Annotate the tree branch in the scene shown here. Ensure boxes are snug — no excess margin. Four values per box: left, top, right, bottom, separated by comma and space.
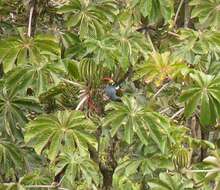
184, 0, 190, 28
147, 33, 156, 53
28, 6, 34, 37
168, 31, 181, 38
171, 108, 184, 119
2, 183, 69, 190
153, 82, 171, 99
173, 0, 184, 28
159, 107, 170, 114
26, 185, 69, 190
27, 0, 38, 37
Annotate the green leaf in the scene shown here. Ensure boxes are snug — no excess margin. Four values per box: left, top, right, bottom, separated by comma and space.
0, 139, 25, 176
3, 48, 20, 72
25, 110, 97, 160
0, 33, 60, 73
55, 150, 102, 187
104, 96, 171, 148
200, 92, 211, 126
124, 117, 134, 144
190, 0, 220, 29
184, 92, 201, 118
58, 0, 117, 38
180, 72, 220, 125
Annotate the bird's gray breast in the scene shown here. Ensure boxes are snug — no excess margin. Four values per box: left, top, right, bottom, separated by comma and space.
104, 85, 120, 100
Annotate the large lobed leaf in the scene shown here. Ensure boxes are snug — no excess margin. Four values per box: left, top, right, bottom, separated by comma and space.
0, 32, 60, 73
58, 0, 118, 38
180, 71, 220, 126
190, 0, 220, 29
131, 0, 174, 23
0, 139, 25, 176
0, 85, 41, 138
134, 52, 188, 86
55, 149, 102, 188
25, 110, 97, 160
103, 96, 171, 153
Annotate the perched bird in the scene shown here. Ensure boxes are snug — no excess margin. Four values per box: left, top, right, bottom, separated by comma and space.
102, 77, 121, 101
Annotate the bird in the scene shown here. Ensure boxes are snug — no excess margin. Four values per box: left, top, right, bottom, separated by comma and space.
102, 77, 122, 101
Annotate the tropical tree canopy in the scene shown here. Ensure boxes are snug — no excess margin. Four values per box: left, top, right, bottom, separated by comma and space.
1, 0, 220, 189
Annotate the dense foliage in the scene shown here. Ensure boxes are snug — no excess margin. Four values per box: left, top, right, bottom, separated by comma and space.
0, 0, 220, 189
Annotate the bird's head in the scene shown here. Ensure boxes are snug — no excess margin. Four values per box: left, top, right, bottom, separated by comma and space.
102, 77, 114, 84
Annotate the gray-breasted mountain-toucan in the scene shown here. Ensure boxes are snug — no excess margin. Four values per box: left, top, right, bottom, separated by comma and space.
102, 77, 122, 101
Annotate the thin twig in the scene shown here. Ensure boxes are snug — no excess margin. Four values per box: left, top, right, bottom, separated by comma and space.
2, 184, 69, 190
173, 0, 184, 28
26, 185, 69, 190
153, 82, 170, 99
159, 107, 170, 114
171, 107, 184, 119
147, 32, 156, 53
168, 31, 181, 38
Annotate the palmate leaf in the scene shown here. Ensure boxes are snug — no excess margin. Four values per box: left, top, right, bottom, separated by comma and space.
110, 26, 149, 69
113, 177, 141, 190
113, 155, 171, 190
63, 57, 105, 94
58, 0, 118, 38
134, 52, 188, 86
131, 0, 174, 23
78, 58, 104, 88
61, 32, 86, 59
202, 151, 220, 187
55, 150, 102, 188
190, 0, 220, 29
0, 30, 60, 72
19, 170, 52, 187
148, 173, 194, 190
25, 110, 97, 160
4, 60, 66, 95
83, 35, 116, 69
0, 84, 41, 138
180, 71, 220, 126
103, 96, 170, 152
0, 139, 25, 177
173, 29, 220, 64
